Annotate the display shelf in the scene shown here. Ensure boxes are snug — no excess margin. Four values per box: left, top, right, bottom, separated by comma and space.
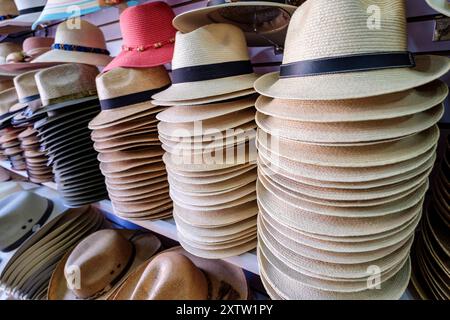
0, 161, 260, 275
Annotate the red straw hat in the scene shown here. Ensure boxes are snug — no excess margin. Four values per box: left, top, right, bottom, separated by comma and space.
103, 1, 176, 72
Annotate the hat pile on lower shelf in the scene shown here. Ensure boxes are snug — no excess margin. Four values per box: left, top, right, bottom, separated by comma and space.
152, 23, 259, 259
411, 134, 450, 300
88, 67, 173, 220
32, 64, 108, 207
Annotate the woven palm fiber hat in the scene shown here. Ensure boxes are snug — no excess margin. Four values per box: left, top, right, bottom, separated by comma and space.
111, 246, 248, 300
426, 0, 450, 16
0, 43, 22, 78
103, 1, 176, 72
173, 0, 298, 47
0, 206, 104, 300
0, 87, 18, 119
0, 79, 13, 91
89, 66, 171, 128
47, 229, 161, 300
32, 19, 112, 67
0, 0, 18, 22
152, 23, 259, 102
254, 0, 450, 100
0, 1, 46, 27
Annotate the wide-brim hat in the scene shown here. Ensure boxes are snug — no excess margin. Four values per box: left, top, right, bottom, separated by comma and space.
47, 230, 162, 300
110, 246, 248, 300
0, 0, 46, 30
254, 0, 450, 100
426, 0, 450, 16
173, 1, 297, 47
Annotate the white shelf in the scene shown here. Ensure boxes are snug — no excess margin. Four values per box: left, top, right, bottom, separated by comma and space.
0, 161, 260, 275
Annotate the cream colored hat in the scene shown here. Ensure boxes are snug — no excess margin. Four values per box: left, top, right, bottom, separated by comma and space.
254, 0, 450, 100
0, 87, 18, 117
152, 23, 259, 102
32, 19, 112, 67
426, 0, 450, 16
0, 79, 14, 91
0, 181, 22, 199
0, 43, 22, 65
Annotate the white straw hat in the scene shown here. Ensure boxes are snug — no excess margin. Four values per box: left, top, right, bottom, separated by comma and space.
254, 0, 450, 100
426, 0, 450, 16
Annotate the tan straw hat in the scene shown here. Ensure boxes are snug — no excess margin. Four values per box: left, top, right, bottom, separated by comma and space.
254, 0, 450, 100
152, 23, 259, 102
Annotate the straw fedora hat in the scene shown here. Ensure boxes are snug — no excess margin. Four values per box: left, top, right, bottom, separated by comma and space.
103, 2, 176, 72
173, 0, 298, 47
0, 79, 13, 91
254, 0, 450, 100
152, 23, 259, 102
0, 191, 54, 253
426, 0, 450, 16
0, 42, 22, 78
111, 246, 248, 300
89, 66, 170, 128
47, 229, 161, 300
0, 1, 46, 27
32, 19, 112, 67
0, 0, 19, 30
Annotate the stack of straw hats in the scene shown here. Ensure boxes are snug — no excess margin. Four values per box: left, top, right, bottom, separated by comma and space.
152, 23, 259, 259
0, 87, 27, 170
88, 67, 172, 220
253, 0, 450, 299
411, 134, 450, 299
0, 205, 103, 300
32, 63, 108, 207
11, 70, 53, 183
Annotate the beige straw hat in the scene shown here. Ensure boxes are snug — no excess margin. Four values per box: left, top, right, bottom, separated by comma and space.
152, 23, 259, 102
254, 0, 450, 100
426, 0, 450, 16
32, 19, 112, 67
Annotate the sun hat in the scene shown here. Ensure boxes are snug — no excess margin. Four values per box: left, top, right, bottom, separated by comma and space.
254, 0, 450, 100
89, 66, 170, 128
47, 229, 161, 300
152, 23, 259, 102
32, 19, 112, 67
0, 1, 46, 31
0, 0, 19, 32
102, 2, 176, 72
426, 0, 450, 16
0, 79, 13, 91
0, 43, 22, 78
31, 0, 102, 30
111, 246, 248, 300
173, 0, 298, 48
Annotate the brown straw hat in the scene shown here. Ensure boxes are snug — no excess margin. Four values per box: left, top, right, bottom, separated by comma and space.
254, 0, 450, 100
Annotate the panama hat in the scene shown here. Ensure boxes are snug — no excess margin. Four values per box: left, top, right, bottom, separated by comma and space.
0, 0, 19, 35
152, 23, 259, 102
0, 43, 22, 78
0, 87, 18, 124
103, 2, 176, 72
0, 79, 13, 91
426, 0, 450, 16
174, 0, 298, 48
89, 67, 170, 128
32, 19, 112, 67
111, 246, 248, 300
0, 1, 46, 29
254, 0, 450, 100
47, 229, 161, 300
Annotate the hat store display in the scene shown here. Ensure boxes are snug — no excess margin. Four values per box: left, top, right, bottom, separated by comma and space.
253, 0, 450, 299
32, 63, 108, 207
411, 134, 450, 299
12, 70, 53, 183
153, 23, 259, 259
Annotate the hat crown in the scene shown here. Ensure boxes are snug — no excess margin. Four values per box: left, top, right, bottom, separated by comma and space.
125, 252, 209, 300
0, 0, 18, 15
14, 70, 39, 100
96, 66, 170, 100
35, 63, 99, 105
0, 87, 18, 115
172, 23, 250, 70
54, 19, 107, 50
22, 37, 54, 53
283, 0, 407, 64
0, 43, 22, 63
14, 0, 46, 11
0, 191, 47, 251
120, 1, 176, 47
65, 230, 133, 299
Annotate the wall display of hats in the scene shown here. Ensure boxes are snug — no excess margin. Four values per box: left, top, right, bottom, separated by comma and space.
253, 0, 450, 299
153, 23, 259, 260
411, 133, 450, 300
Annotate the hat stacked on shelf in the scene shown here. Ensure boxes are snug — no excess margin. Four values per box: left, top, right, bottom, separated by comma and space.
152, 23, 259, 259
12, 70, 53, 183
0, 1, 47, 34
0, 205, 104, 300
253, 0, 450, 299
88, 67, 172, 221
32, 63, 108, 207
0, 87, 27, 170
411, 134, 450, 300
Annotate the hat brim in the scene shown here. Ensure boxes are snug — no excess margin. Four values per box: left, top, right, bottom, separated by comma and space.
0, 62, 60, 74
153, 73, 259, 102
426, 0, 450, 16
254, 55, 450, 100
0, 12, 41, 27
32, 96, 99, 117
32, 49, 112, 67
172, 2, 297, 47
103, 45, 174, 73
